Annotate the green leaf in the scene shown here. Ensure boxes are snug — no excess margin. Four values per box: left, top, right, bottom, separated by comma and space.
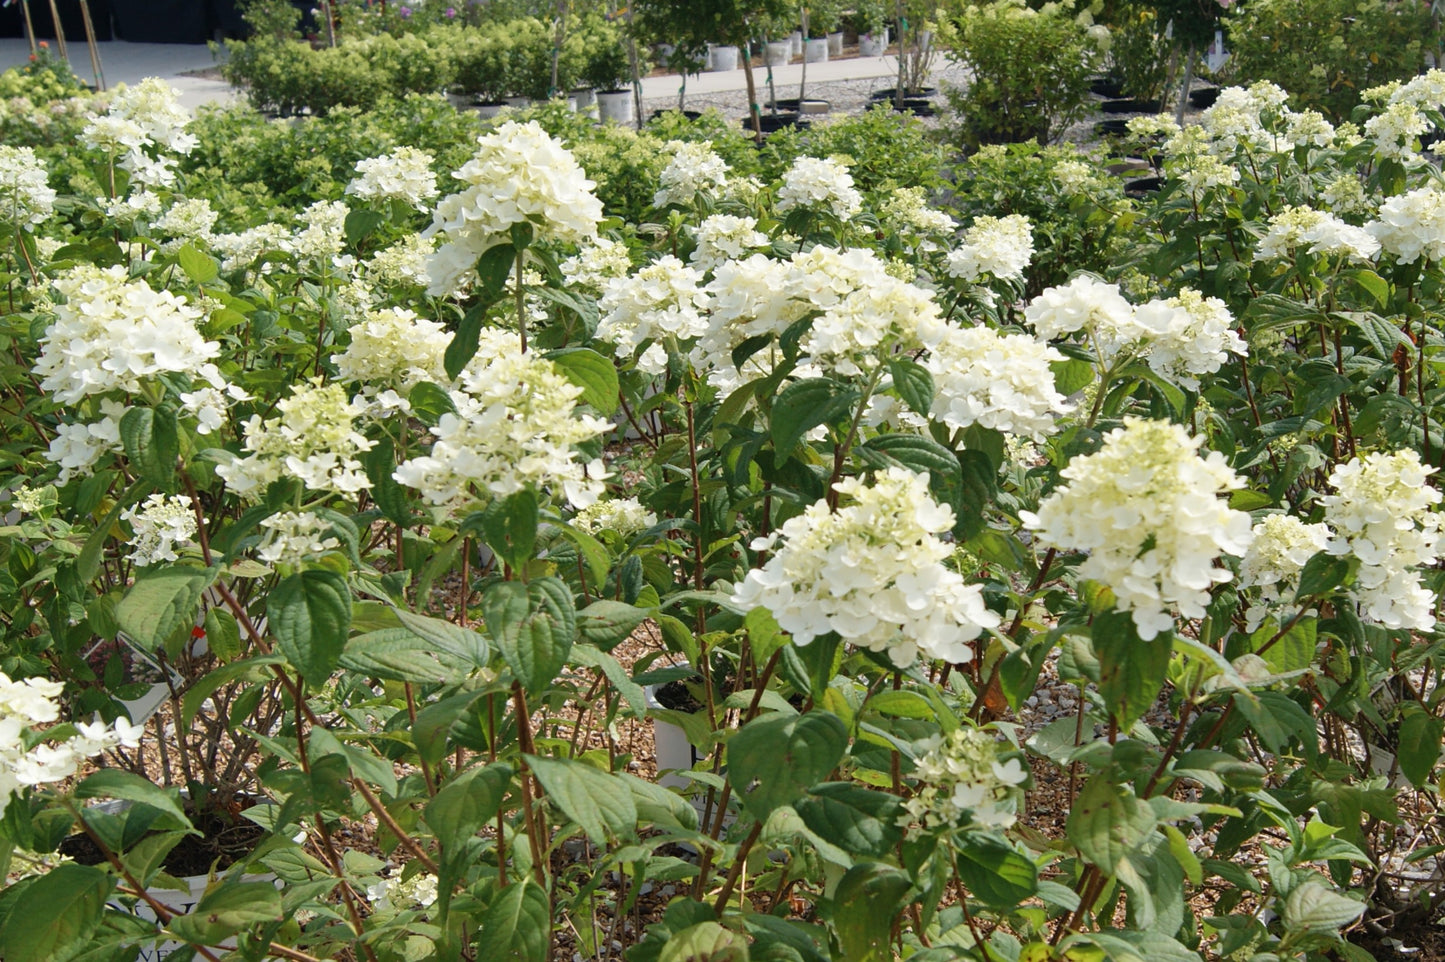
857, 433, 968, 523
116, 566, 216, 651
887, 357, 934, 416
954, 832, 1039, 907
795, 782, 903, 858
408, 381, 457, 423
120, 405, 180, 489
203, 607, 243, 662
525, 755, 638, 843
955, 449, 997, 540
445, 299, 499, 381
74, 771, 193, 829
660, 921, 750, 962
558, 522, 610, 585
577, 600, 649, 652
727, 711, 848, 820
176, 242, 219, 284
484, 577, 575, 690
363, 436, 413, 527
1258, 616, 1316, 675
474, 879, 549, 962
1050, 357, 1095, 396
340, 628, 462, 683
771, 378, 859, 458
1295, 551, 1352, 600
548, 347, 620, 416
1396, 709, 1444, 789
1066, 776, 1156, 872
0, 862, 113, 962
866, 690, 934, 719
1093, 610, 1169, 730
268, 569, 352, 686
570, 644, 647, 717
474, 489, 539, 571
393, 608, 489, 667
832, 862, 912, 962
167, 881, 284, 946
343, 209, 385, 248
1282, 880, 1364, 933
425, 764, 514, 847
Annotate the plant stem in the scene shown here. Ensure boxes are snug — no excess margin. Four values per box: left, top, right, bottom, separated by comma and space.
511, 681, 549, 886
711, 820, 763, 913
515, 247, 528, 353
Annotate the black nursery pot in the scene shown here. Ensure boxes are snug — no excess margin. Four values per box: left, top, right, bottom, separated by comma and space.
870, 86, 938, 101
1189, 86, 1221, 109
651, 109, 703, 122
1125, 176, 1164, 196
1090, 76, 1126, 98
1101, 98, 1163, 114
1094, 119, 1131, 138
742, 112, 806, 133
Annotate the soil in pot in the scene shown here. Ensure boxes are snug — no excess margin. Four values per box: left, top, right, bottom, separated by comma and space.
1090, 76, 1126, 98
61, 797, 267, 876
743, 112, 806, 133
1189, 86, 1220, 109
654, 675, 706, 713
1100, 97, 1163, 114
892, 98, 935, 116
1094, 119, 1131, 138
1125, 176, 1164, 196
871, 86, 938, 101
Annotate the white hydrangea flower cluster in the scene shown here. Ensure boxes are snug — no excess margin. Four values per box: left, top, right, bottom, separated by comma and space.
732, 467, 1001, 668
34, 264, 224, 406
394, 351, 611, 511
256, 511, 343, 568
120, 494, 199, 566
367, 873, 439, 913
1367, 186, 1445, 264
1022, 418, 1254, 639
1052, 159, 1106, 196
1023, 274, 1135, 344
1388, 69, 1445, 110
212, 222, 292, 273
101, 77, 197, 156
332, 307, 450, 392
694, 253, 811, 389
1284, 108, 1336, 148
290, 200, 349, 267
878, 186, 958, 239
1168, 152, 1241, 195
572, 497, 658, 538
362, 233, 435, 290
560, 236, 632, 293
1132, 289, 1248, 391
775, 156, 862, 220
177, 382, 251, 436
1256, 205, 1381, 263
922, 323, 1071, 440
653, 140, 730, 208
689, 214, 768, 274
346, 146, 439, 210
1238, 514, 1332, 631
0, 672, 144, 817
1321, 450, 1443, 631
45, 401, 125, 483
597, 255, 709, 374
0, 145, 56, 231
945, 214, 1034, 284
798, 250, 939, 378
1321, 175, 1374, 218
900, 727, 1027, 834
1363, 102, 1429, 163
425, 120, 603, 297
217, 380, 374, 501
1196, 85, 1275, 153
152, 197, 219, 254
80, 78, 194, 216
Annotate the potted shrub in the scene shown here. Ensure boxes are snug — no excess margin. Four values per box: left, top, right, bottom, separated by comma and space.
579, 15, 643, 123
1104, 2, 1172, 108
855, 0, 891, 55
937, 0, 1105, 150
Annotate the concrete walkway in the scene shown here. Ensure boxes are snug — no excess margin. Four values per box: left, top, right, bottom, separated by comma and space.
0, 36, 910, 111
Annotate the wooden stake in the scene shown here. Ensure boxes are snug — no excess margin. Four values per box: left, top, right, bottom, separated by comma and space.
44, 0, 67, 62
19, 0, 37, 57
78, 0, 105, 91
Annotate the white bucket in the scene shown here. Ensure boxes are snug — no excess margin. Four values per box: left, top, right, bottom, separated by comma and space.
709, 44, 740, 71
764, 41, 791, 66
859, 30, 889, 57
596, 89, 634, 124
804, 38, 829, 63
827, 32, 844, 57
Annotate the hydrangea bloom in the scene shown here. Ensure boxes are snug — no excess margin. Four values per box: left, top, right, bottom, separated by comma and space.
597, 256, 709, 374
346, 146, 439, 210
332, 307, 451, 392
291, 200, 349, 267
178, 383, 251, 435
1023, 274, 1135, 345
1022, 418, 1254, 639
425, 121, 603, 297
560, 236, 632, 293
1321, 450, 1443, 630
732, 467, 1001, 667
1367, 186, 1445, 264
1256, 205, 1381, 263
1388, 69, 1445, 111
367, 873, 440, 912
0, 672, 143, 816
362, 233, 436, 291
0, 145, 56, 231
217, 380, 374, 501
922, 323, 1071, 440
1239, 514, 1332, 631
689, 214, 768, 274
1132, 289, 1247, 391
901, 728, 1026, 833
775, 156, 862, 220
695, 254, 811, 387
653, 140, 730, 208
1168, 152, 1241, 195
257, 511, 344, 568
152, 197, 219, 254
878, 187, 958, 239
1363, 102, 1429, 163
34, 265, 224, 405
394, 350, 611, 511
945, 214, 1034, 283
804, 271, 938, 377
572, 497, 657, 538
121, 494, 198, 566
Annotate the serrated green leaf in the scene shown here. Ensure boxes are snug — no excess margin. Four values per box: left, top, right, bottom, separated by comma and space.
1067, 777, 1156, 871
887, 357, 934, 416
176, 242, 219, 284
954, 832, 1039, 907
833, 862, 912, 962
120, 405, 180, 489
269, 569, 351, 686
116, 566, 216, 651
772, 378, 859, 458
1397, 709, 1444, 789
425, 763, 514, 847
1050, 357, 1095, 396
526, 755, 637, 843
167, 881, 283, 946
577, 600, 648, 652
343, 209, 385, 248
75, 770, 193, 828
1295, 551, 1351, 600
795, 782, 903, 858
203, 607, 243, 662
548, 347, 620, 416
1282, 880, 1364, 933
483, 577, 575, 690
474, 879, 549, 962
0, 863, 113, 962
727, 712, 848, 819
1093, 610, 1169, 730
